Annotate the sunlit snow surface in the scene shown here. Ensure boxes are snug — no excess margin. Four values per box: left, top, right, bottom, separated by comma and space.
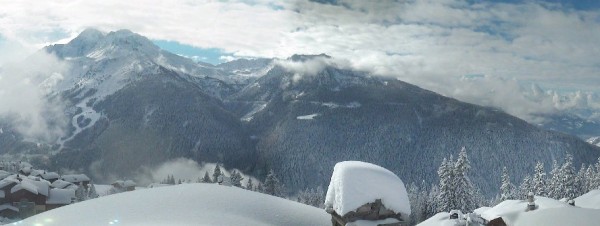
324, 161, 411, 216
418, 194, 600, 226
20, 183, 329, 226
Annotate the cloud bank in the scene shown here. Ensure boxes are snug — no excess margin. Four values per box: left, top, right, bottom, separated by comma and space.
1, 0, 599, 122
0, 47, 69, 142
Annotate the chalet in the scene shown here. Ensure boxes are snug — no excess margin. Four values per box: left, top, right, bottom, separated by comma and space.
0, 204, 18, 218
60, 174, 91, 187
30, 170, 60, 183
324, 161, 411, 226
45, 189, 75, 211
0, 175, 50, 218
112, 180, 136, 191
51, 179, 78, 190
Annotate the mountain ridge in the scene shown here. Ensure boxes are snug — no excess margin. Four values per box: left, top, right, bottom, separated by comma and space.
1, 29, 599, 196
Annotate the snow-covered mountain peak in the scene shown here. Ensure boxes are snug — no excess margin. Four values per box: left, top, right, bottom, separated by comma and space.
288, 53, 331, 62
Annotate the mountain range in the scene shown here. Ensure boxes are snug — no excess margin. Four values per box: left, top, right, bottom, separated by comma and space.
1, 29, 599, 196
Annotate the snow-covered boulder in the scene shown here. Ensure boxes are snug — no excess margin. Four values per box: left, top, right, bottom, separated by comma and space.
324, 161, 410, 225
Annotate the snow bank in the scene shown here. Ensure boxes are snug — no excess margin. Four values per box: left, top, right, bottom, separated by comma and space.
513, 207, 600, 226
324, 161, 410, 216
575, 189, 600, 209
481, 196, 570, 223
21, 183, 329, 226
416, 212, 462, 226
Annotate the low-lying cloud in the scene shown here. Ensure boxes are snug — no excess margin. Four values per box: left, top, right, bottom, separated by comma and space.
0, 47, 69, 142
134, 158, 257, 186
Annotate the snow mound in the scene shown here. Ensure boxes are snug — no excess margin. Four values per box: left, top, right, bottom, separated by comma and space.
575, 189, 600, 209
324, 161, 410, 216
21, 183, 329, 226
480, 196, 570, 223
416, 212, 461, 226
513, 207, 600, 226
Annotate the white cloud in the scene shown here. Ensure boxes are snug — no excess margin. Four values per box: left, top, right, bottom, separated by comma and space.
0, 47, 69, 142
133, 158, 258, 186
1, 0, 600, 122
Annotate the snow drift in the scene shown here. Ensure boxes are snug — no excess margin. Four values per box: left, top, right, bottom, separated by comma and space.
20, 183, 329, 226
324, 161, 411, 216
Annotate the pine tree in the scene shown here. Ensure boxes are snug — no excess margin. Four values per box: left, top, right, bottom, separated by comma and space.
453, 147, 477, 212
263, 169, 284, 197
585, 165, 596, 191
500, 167, 516, 201
256, 182, 264, 193
532, 161, 547, 197
75, 183, 87, 202
559, 153, 577, 199
87, 183, 99, 199
576, 164, 587, 196
230, 170, 244, 187
213, 164, 222, 183
201, 171, 212, 183
246, 178, 254, 190
548, 159, 561, 199
436, 156, 454, 212
519, 175, 533, 199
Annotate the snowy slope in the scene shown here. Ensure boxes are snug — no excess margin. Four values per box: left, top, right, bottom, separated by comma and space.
418, 196, 600, 226
575, 189, 600, 209
586, 136, 600, 147
21, 183, 329, 226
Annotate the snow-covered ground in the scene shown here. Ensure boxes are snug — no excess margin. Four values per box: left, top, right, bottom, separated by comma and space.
575, 189, 600, 209
418, 194, 600, 226
19, 183, 329, 226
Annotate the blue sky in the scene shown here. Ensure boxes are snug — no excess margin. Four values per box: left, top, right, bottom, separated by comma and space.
153, 40, 233, 65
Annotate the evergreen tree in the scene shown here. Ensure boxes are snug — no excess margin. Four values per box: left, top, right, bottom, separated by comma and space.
532, 161, 547, 196
246, 178, 254, 190
230, 170, 244, 187
256, 182, 264, 193
576, 164, 587, 196
213, 164, 222, 183
297, 186, 325, 208
200, 171, 211, 183
453, 147, 476, 212
75, 183, 87, 202
500, 167, 516, 201
519, 175, 533, 199
548, 159, 561, 199
559, 153, 577, 199
436, 156, 455, 212
87, 183, 99, 199
585, 165, 596, 191
263, 169, 284, 197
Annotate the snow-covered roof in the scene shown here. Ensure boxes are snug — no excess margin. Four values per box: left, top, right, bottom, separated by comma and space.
480, 196, 570, 222
30, 170, 60, 180
61, 174, 90, 183
0, 170, 12, 180
575, 189, 600, 209
46, 189, 75, 205
513, 207, 600, 226
324, 161, 411, 217
51, 179, 75, 189
11, 181, 39, 195
147, 183, 171, 188
112, 180, 136, 188
0, 204, 18, 212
